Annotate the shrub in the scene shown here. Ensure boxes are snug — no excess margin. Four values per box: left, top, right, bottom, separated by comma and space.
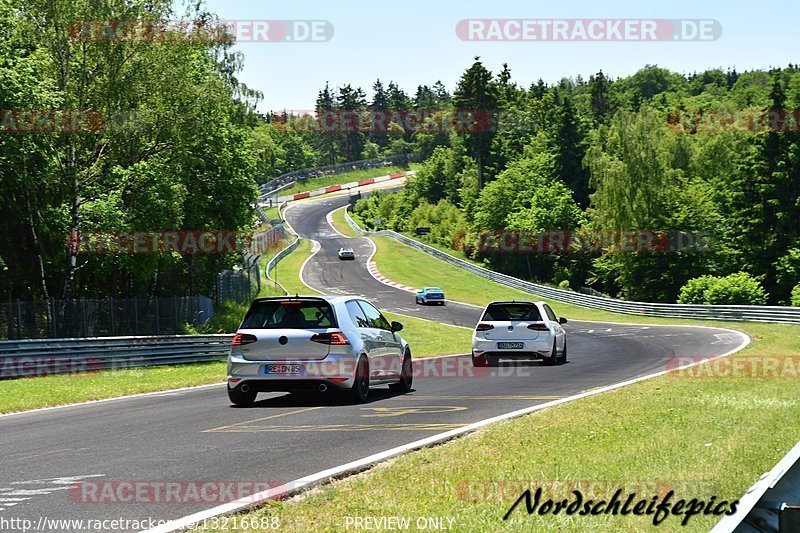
677, 275, 715, 304
678, 272, 767, 305
791, 283, 800, 307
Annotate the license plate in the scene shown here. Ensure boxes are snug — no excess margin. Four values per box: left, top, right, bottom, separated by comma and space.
497, 342, 524, 349
265, 364, 302, 374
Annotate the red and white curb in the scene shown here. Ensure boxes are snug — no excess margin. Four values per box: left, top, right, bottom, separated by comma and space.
272, 171, 412, 204
367, 261, 418, 293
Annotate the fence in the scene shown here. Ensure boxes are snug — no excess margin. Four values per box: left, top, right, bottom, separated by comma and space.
345, 209, 800, 325
0, 334, 233, 379
258, 153, 419, 198
216, 254, 261, 304
0, 295, 215, 340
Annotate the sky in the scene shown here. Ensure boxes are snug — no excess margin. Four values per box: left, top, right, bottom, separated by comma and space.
199, 0, 799, 111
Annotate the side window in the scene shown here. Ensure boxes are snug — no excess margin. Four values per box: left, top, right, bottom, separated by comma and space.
346, 300, 370, 328
543, 304, 557, 322
358, 301, 391, 330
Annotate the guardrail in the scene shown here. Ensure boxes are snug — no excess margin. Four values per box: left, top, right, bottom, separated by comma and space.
258, 153, 418, 197
265, 236, 300, 296
0, 334, 233, 379
344, 209, 800, 325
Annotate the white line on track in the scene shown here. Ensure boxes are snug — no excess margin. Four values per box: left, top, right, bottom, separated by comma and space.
143, 330, 750, 533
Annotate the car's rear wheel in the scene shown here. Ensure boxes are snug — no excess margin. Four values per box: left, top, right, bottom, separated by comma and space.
472, 353, 489, 367
544, 340, 559, 366
228, 384, 257, 406
350, 356, 370, 403
389, 352, 413, 392
415, 297, 421, 305
560, 339, 568, 364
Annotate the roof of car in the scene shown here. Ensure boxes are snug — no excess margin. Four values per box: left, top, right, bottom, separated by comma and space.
251, 295, 357, 305
423, 286, 443, 291
484, 300, 544, 306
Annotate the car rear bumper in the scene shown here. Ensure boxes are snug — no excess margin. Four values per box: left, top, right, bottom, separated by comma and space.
227, 353, 357, 389
230, 379, 349, 392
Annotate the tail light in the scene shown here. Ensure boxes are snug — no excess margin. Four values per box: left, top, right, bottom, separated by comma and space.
475, 323, 494, 332
527, 323, 549, 331
310, 332, 350, 345
232, 333, 258, 346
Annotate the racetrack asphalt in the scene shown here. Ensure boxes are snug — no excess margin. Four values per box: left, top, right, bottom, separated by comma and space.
0, 190, 747, 531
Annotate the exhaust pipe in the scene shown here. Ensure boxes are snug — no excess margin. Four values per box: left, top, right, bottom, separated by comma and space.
240, 383, 250, 393
318, 383, 328, 393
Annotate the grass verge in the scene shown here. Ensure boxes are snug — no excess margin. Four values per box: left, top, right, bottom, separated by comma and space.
0, 362, 225, 414
199, 232, 800, 533
329, 206, 363, 239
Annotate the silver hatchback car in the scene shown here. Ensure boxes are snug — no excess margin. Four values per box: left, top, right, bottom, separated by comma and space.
227, 296, 413, 405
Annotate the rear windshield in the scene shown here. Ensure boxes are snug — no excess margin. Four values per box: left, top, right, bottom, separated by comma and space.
427, 288, 443, 293
241, 299, 337, 329
482, 303, 541, 322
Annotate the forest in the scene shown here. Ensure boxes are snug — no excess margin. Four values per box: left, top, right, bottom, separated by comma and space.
2, 0, 799, 308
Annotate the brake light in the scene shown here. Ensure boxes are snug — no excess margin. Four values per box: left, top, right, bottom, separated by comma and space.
527, 323, 549, 331
310, 332, 350, 345
476, 323, 494, 332
232, 333, 257, 346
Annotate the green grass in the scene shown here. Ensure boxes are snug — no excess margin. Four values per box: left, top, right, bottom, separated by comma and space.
273, 238, 319, 296
277, 165, 417, 197
384, 312, 471, 358
0, 362, 226, 414
216, 318, 799, 532
369, 235, 747, 327
202, 230, 800, 533
329, 206, 363, 239
261, 206, 280, 221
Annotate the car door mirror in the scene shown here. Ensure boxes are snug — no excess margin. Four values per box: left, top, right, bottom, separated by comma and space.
559, 317, 568, 325
390, 321, 404, 332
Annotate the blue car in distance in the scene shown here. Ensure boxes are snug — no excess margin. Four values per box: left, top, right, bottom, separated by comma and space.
416, 287, 446, 306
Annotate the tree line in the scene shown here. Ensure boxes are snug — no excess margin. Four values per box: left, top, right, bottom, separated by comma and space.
351, 58, 800, 306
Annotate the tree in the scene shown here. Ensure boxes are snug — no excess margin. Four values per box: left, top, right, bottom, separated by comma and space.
369, 79, 390, 148
552, 96, 590, 208
589, 70, 610, 123
314, 82, 338, 164
453, 57, 499, 189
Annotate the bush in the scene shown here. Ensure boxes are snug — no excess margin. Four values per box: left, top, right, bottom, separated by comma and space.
676, 276, 715, 304
678, 272, 767, 305
791, 283, 800, 307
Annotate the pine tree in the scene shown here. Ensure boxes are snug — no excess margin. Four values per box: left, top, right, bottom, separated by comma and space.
589, 70, 609, 124
314, 82, 338, 164
553, 95, 590, 207
370, 79, 390, 148
453, 57, 499, 189
336, 84, 367, 161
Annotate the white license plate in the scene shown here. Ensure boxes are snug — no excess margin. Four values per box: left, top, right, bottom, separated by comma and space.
265, 364, 302, 374
497, 342, 524, 349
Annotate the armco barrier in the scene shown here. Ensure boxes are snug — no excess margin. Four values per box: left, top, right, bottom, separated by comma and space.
0, 334, 233, 379
265, 236, 300, 296
344, 208, 800, 324
259, 170, 414, 204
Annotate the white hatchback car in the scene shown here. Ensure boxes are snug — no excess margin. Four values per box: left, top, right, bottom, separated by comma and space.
227, 296, 412, 405
338, 247, 355, 260
471, 301, 567, 367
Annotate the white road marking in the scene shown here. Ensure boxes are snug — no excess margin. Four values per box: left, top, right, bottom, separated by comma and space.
143, 330, 750, 533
